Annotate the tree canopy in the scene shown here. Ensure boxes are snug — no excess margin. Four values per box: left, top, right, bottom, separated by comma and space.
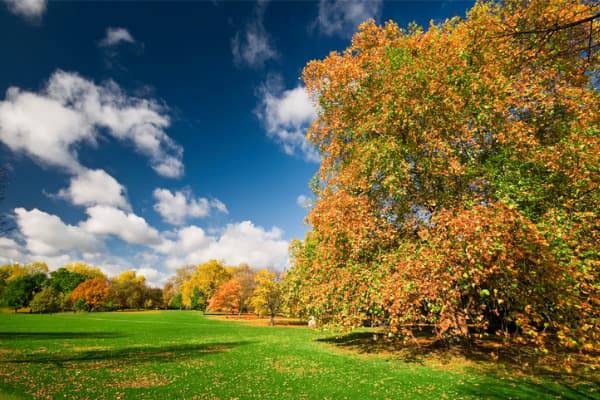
292, 0, 599, 350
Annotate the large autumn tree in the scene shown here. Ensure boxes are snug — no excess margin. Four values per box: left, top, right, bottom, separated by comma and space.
293, 0, 599, 350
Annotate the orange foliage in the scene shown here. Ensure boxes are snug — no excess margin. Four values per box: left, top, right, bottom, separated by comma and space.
291, 0, 599, 350
70, 277, 110, 311
208, 279, 242, 314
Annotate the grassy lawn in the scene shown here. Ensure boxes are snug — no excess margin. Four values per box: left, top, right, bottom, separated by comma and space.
0, 311, 597, 399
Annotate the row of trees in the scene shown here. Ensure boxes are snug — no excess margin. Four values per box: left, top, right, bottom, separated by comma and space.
0, 259, 287, 323
0, 262, 162, 313
163, 260, 284, 324
287, 0, 599, 351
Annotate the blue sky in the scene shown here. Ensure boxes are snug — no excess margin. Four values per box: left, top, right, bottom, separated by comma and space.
0, 0, 473, 286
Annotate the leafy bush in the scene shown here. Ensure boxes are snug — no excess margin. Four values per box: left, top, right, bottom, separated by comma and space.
30, 287, 63, 313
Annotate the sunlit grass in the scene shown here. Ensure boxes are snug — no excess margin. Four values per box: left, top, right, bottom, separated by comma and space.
0, 311, 596, 399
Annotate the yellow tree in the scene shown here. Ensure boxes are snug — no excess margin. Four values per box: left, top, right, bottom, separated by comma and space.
180, 260, 231, 310
110, 270, 148, 310
64, 262, 105, 280
250, 269, 282, 325
162, 266, 193, 306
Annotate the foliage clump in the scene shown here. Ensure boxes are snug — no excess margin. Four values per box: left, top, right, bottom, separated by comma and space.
291, 0, 600, 350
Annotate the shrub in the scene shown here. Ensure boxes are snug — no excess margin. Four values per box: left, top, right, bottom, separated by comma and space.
30, 287, 63, 314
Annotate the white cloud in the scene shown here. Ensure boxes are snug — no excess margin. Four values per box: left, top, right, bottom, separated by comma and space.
82, 205, 162, 246
231, 1, 277, 68
57, 169, 130, 211
315, 0, 382, 37
135, 267, 168, 287
0, 70, 183, 178
210, 198, 228, 214
0, 237, 24, 263
98, 27, 141, 69
256, 76, 319, 162
14, 208, 100, 256
0, 87, 93, 172
161, 221, 289, 271
296, 194, 314, 209
153, 188, 227, 225
99, 27, 136, 47
3, 0, 46, 21
6, 209, 288, 284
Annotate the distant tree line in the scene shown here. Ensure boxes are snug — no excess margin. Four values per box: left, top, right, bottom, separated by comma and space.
0, 260, 288, 324
0, 262, 163, 313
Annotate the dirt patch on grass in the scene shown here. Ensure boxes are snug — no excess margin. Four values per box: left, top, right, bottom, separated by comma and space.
70, 345, 110, 352
268, 356, 322, 376
112, 372, 171, 388
113, 310, 162, 314
208, 314, 306, 328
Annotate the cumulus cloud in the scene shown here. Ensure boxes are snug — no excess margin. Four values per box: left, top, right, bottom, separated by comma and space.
231, 1, 277, 68
57, 169, 130, 210
5, 205, 289, 282
81, 205, 162, 246
315, 0, 382, 37
153, 188, 228, 225
99, 27, 136, 47
296, 194, 314, 209
0, 237, 25, 263
161, 221, 289, 271
3, 0, 46, 21
14, 208, 100, 256
0, 87, 93, 172
135, 267, 168, 288
256, 75, 319, 162
0, 70, 183, 178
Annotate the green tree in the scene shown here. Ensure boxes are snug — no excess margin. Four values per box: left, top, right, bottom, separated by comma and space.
2, 272, 47, 312
190, 287, 208, 311
169, 293, 183, 310
48, 268, 86, 294
30, 287, 62, 313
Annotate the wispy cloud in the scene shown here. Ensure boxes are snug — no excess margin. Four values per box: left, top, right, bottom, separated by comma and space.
297, 194, 314, 209
98, 27, 142, 69
231, 1, 277, 68
3, 0, 46, 23
256, 74, 319, 162
314, 0, 382, 37
99, 27, 136, 47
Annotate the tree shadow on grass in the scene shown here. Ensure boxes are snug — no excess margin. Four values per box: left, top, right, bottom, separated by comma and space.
1, 341, 253, 367
318, 332, 600, 399
0, 332, 126, 340
459, 377, 600, 400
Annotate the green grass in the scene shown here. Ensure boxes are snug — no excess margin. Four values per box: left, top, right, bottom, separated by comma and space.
0, 311, 597, 399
